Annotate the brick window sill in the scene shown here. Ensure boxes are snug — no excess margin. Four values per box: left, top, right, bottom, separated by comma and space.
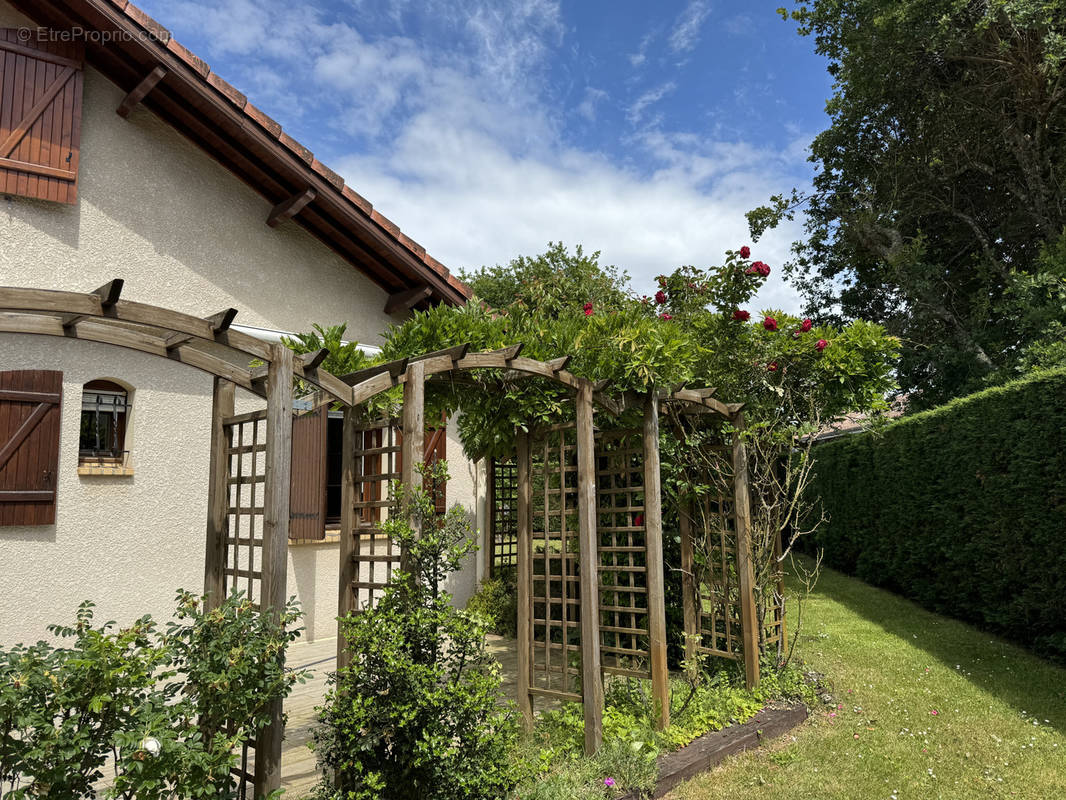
78, 463, 135, 477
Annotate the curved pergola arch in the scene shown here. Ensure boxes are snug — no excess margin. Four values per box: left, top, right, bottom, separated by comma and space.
0, 282, 354, 402
333, 342, 737, 418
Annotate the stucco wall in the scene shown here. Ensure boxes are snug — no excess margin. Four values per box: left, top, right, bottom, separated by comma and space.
0, 0, 483, 646
0, 336, 211, 645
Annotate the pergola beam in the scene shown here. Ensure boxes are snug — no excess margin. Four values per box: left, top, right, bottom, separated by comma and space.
59, 279, 123, 328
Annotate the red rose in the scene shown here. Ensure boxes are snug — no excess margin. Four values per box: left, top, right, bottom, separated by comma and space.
660, 313, 673, 320
740, 246, 751, 258
657, 276, 667, 287
756, 261, 771, 277
633, 513, 644, 527
732, 309, 750, 321
583, 302, 594, 317
800, 318, 813, 332
763, 316, 778, 332
745, 265, 758, 275
655, 290, 667, 305
816, 338, 828, 351
767, 361, 779, 372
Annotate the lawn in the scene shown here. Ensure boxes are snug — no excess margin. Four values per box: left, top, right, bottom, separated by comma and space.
668, 561, 1066, 800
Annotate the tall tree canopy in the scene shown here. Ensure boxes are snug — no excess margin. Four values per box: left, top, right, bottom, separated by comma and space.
751, 0, 1066, 407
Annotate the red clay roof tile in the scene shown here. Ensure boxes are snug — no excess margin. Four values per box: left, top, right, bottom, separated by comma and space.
370, 209, 400, 238
207, 72, 247, 109
341, 185, 372, 215
243, 102, 282, 138
123, 3, 169, 43
311, 157, 344, 190
398, 233, 425, 260
279, 131, 313, 164
167, 38, 209, 78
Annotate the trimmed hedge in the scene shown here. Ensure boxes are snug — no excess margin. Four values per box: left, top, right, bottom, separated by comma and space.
808, 369, 1066, 660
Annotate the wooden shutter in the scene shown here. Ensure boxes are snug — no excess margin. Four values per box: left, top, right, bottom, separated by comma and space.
289, 407, 327, 540
0, 370, 62, 526
0, 30, 84, 204
395, 419, 448, 513
424, 423, 447, 514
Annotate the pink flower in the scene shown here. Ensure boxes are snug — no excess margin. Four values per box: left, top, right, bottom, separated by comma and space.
800, 318, 813, 332
739, 245, 751, 258
654, 290, 667, 305
660, 313, 673, 320
583, 302, 594, 317
930, 710, 939, 716
604, 777, 615, 787
816, 338, 828, 352
763, 316, 778, 332
732, 309, 750, 321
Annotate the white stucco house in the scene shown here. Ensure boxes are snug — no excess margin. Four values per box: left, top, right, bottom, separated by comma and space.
0, 0, 487, 647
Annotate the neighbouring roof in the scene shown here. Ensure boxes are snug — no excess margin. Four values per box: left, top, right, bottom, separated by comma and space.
7, 0, 471, 309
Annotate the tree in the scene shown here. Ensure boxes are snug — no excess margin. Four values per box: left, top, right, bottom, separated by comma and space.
460, 241, 632, 317
312, 463, 516, 800
750, 0, 1066, 407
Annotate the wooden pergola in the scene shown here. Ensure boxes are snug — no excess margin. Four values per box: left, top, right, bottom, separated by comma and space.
0, 283, 765, 794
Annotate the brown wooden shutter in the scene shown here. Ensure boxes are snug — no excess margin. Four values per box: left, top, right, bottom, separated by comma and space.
289, 407, 327, 540
0, 370, 62, 526
424, 421, 447, 514
395, 417, 448, 513
0, 30, 84, 204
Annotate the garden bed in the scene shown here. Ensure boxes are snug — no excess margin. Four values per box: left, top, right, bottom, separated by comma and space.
617, 702, 808, 799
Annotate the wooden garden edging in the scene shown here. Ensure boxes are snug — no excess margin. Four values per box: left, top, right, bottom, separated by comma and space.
618, 702, 809, 799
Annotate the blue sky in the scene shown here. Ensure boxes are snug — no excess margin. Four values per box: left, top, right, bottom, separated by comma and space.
141, 0, 833, 312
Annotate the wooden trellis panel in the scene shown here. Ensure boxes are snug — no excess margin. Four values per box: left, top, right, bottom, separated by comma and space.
488, 457, 519, 575
345, 417, 402, 612
529, 425, 583, 701
595, 428, 651, 679
223, 409, 268, 607
693, 485, 742, 660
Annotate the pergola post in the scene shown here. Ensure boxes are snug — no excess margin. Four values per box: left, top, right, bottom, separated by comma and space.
204, 377, 234, 611
400, 360, 426, 571
337, 404, 359, 669
731, 410, 761, 690
254, 344, 294, 798
515, 431, 534, 729
642, 393, 670, 730
575, 381, 604, 754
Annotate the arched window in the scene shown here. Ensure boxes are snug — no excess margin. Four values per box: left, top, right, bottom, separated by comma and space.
79, 380, 130, 465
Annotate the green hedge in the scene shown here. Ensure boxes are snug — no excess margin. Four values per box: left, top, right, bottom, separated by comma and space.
808, 369, 1066, 660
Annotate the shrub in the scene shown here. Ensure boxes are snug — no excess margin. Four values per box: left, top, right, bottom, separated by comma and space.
807, 368, 1066, 659
466, 567, 518, 638
0, 591, 304, 799
312, 462, 517, 800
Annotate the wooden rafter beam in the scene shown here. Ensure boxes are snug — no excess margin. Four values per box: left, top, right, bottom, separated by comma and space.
266, 188, 316, 228
164, 307, 238, 350
299, 348, 330, 371
384, 285, 431, 314
60, 279, 123, 328
116, 66, 167, 119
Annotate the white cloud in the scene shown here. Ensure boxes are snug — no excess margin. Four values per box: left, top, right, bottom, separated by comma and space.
143, 0, 808, 313
626, 82, 676, 125
668, 0, 712, 55
576, 87, 608, 122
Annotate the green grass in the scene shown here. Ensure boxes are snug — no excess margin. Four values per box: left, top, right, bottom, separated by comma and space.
669, 562, 1066, 800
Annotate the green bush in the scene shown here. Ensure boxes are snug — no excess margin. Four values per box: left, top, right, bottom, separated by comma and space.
808, 368, 1066, 659
0, 591, 304, 799
312, 462, 517, 800
466, 567, 518, 638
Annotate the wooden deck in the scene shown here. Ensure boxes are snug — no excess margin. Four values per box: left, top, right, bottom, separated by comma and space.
279, 634, 521, 797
